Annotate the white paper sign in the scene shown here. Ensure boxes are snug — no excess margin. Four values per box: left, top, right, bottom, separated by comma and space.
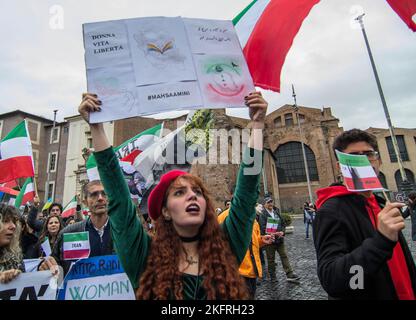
65, 273, 135, 300
0, 271, 57, 300
83, 16, 254, 123
183, 18, 243, 54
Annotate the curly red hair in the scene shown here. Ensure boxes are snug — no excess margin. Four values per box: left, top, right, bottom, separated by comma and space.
136, 174, 248, 300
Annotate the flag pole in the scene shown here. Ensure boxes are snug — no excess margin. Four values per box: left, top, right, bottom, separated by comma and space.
355, 14, 412, 194
33, 176, 39, 196
292, 84, 314, 205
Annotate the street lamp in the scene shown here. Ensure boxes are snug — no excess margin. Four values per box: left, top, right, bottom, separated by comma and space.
292, 84, 314, 205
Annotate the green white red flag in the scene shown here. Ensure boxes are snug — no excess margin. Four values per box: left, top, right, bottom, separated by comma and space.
336, 150, 384, 192
234, 0, 320, 92
86, 123, 162, 181
63, 232, 90, 260
62, 196, 78, 218
14, 177, 35, 208
0, 120, 35, 183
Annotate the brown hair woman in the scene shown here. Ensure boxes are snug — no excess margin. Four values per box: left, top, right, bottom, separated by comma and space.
78, 90, 267, 299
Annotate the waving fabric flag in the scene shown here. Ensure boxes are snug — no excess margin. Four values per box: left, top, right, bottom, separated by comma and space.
14, 177, 35, 208
0, 120, 35, 183
42, 198, 53, 212
386, 0, 416, 32
234, 0, 320, 92
62, 196, 78, 218
86, 123, 162, 181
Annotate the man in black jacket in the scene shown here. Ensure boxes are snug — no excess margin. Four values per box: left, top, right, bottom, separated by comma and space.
39, 180, 115, 274
259, 196, 300, 283
313, 129, 416, 299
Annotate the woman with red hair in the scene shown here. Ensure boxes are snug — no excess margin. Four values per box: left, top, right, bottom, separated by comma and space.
78, 91, 267, 299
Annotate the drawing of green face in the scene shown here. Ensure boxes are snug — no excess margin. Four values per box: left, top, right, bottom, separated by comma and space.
205, 61, 245, 97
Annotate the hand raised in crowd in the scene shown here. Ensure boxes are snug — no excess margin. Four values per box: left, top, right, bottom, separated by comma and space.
78, 93, 102, 124
377, 202, 406, 242
39, 256, 60, 276
245, 91, 267, 124
0, 269, 21, 284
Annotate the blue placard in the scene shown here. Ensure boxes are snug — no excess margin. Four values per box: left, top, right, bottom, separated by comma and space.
57, 255, 129, 300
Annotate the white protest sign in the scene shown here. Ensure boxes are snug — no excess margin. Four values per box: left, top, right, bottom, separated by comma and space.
0, 271, 57, 300
83, 16, 255, 123
41, 237, 52, 257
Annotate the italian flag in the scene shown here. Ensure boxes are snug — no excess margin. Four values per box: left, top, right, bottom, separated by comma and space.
62, 196, 78, 218
86, 123, 162, 181
63, 232, 90, 260
14, 177, 35, 208
234, 0, 320, 92
336, 150, 384, 192
0, 120, 35, 183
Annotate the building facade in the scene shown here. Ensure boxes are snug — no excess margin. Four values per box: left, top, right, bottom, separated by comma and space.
0, 110, 55, 202
366, 127, 416, 194
62, 115, 114, 205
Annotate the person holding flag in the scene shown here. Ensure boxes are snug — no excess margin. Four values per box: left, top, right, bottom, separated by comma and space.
39, 181, 115, 274
76, 90, 267, 299
313, 129, 416, 300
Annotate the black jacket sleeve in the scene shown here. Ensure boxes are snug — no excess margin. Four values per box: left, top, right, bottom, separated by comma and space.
313, 201, 397, 298
27, 206, 44, 233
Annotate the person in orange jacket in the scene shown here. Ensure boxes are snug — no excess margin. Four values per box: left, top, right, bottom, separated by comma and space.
218, 208, 274, 299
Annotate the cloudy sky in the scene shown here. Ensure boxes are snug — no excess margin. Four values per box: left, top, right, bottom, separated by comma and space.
0, 0, 414, 130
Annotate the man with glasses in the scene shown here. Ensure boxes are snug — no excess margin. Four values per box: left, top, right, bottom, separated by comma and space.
39, 180, 115, 274
313, 129, 416, 299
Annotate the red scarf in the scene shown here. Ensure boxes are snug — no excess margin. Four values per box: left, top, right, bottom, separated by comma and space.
366, 195, 415, 300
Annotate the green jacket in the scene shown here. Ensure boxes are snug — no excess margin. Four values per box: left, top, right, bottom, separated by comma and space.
95, 146, 262, 299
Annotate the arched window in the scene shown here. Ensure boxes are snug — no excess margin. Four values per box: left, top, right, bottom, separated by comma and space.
395, 169, 415, 191
274, 142, 319, 184
298, 114, 305, 124
378, 171, 388, 190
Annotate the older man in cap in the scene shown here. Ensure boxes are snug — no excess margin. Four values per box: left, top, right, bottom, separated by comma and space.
259, 196, 300, 283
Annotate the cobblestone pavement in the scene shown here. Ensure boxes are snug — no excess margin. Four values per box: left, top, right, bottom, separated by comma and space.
255, 215, 416, 300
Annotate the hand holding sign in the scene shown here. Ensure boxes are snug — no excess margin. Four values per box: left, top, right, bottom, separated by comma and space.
377, 202, 406, 242
0, 269, 21, 284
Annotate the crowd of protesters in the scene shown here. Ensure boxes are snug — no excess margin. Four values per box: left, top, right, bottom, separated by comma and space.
1, 94, 416, 300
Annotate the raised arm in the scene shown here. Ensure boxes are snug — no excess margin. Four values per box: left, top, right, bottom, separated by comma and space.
222, 91, 267, 263
78, 93, 150, 289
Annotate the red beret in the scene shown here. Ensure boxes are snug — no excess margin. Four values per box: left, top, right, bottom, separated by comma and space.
147, 170, 188, 220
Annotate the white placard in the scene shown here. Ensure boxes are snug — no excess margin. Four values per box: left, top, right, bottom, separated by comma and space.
0, 271, 57, 300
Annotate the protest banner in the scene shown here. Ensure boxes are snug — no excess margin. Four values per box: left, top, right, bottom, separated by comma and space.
0, 271, 57, 300
83, 17, 254, 123
57, 255, 135, 300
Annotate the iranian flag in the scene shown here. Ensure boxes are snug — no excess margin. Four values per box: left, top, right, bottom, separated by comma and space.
336, 150, 384, 192
86, 123, 162, 181
62, 196, 78, 218
0, 120, 35, 183
234, 0, 320, 92
63, 232, 90, 260
14, 177, 35, 208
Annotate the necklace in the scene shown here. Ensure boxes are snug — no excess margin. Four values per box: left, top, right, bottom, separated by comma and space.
185, 255, 198, 265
